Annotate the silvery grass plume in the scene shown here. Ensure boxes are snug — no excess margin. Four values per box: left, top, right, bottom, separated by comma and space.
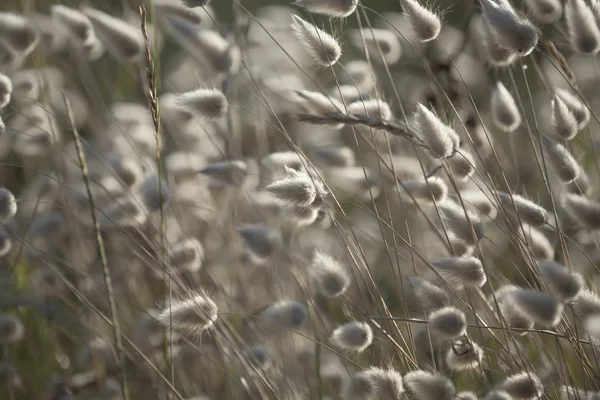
0, 314, 24, 344
81, 6, 144, 63
523, 0, 562, 23
407, 276, 450, 313
479, 0, 539, 57
540, 133, 580, 183
266, 166, 326, 208
260, 300, 309, 331
293, 0, 357, 17
403, 370, 456, 400
496, 372, 543, 400
338, 60, 376, 93
0, 187, 17, 222
555, 89, 590, 131
291, 14, 341, 67
413, 103, 460, 159
199, 160, 248, 186
349, 28, 402, 65
565, 0, 600, 54
0, 73, 11, 109
166, 238, 205, 273
330, 321, 373, 352
175, 88, 228, 119
460, 189, 498, 220
157, 293, 218, 334
445, 339, 484, 371
347, 99, 393, 120
0, 12, 38, 56
504, 289, 563, 327
342, 367, 404, 400
400, 0, 442, 42
427, 306, 467, 339
397, 176, 448, 205
496, 191, 548, 226
431, 256, 487, 290
310, 250, 351, 298
562, 193, 600, 229
439, 200, 484, 246
237, 224, 282, 263
241, 344, 271, 370
538, 260, 584, 301
551, 94, 579, 140
445, 149, 476, 181
491, 81, 521, 132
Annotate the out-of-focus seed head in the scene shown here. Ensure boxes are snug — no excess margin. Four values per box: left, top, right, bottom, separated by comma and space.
199, 160, 248, 186
81, 7, 144, 63
157, 293, 218, 334
439, 200, 484, 246
155, 0, 204, 26
30, 266, 66, 297
446, 150, 476, 181
241, 344, 271, 369
485, 391, 514, 400
551, 94, 579, 140
497, 372, 543, 400
166, 237, 204, 273
311, 251, 351, 298
538, 260, 584, 301
491, 81, 521, 132
540, 134, 580, 183
0, 12, 39, 55
99, 195, 147, 231
295, 90, 345, 124
496, 191, 548, 226
313, 146, 355, 168
563, 193, 600, 229
140, 174, 170, 212
460, 190, 498, 220
75, 337, 118, 371
413, 103, 460, 159
445, 340, 484, 370
403, 370, 456, 400
457, 391, 479, 400
293, 0, 357, 17
363, 367, 404, 400
524, 0, 562, 23
407, 276, 450, 313
401, 0, 442, 42
238, 224, 282, 262
260, 300, 308, 331
51, 5, 93, 43
347, 99, 393, 120
0, 74, 11, 109
431, 256, 487, 290
555, 89, 590, 131
0, 362, 21, 388
338, 60, 376, 92
176, 88, 228, 119
330, 321, 373, 352
428, 306, 467, 339
291, 14, 341, 67
349, 28, 402, 65
0, 226, 11, 258
341, 370, 377, 400
397, 176, 449, 205
0, 188, 17, 222
571, 289, 600, 321
565, 0, 600, 54
507, 289, 563, 327
0, 314, 24, 344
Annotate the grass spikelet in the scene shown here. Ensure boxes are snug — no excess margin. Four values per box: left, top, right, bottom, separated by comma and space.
81, 6, 144, 63
562, 193, 600, 229
349, 28, 402, 65
538, 260, 584, 301
199, 160, 248, 185
479, 0, 538, 57
266, 167, 325, 208
294, 0, 357, 17
431, 256, 487, 290
401, 0, 442, 42
565, 0, 600, 54
157, 293, 218, 334
439, 200, 484, 246
341, 370, 377, 400
540, 134, 580, 183
427, 306, 467, 339
497, 372, 543, 400
0, 187, 17, 222
347, 99, 393, 120
445, 340, 484, 371
291, 14, 341, 67
507, 289, 563, 327
408, 276, 451, 313
330, 321, 373, 352
167, 238, 205, 273
403, 370, 456, 400
0, 73, 11, 109
175, 88, 228, 119
491, 81, 521, 132
260, 300, 308, 331
365, 367, 404, 400
571, 289, 600, 321
413, 103, 460, 159
551, 94, 579, 140
0, 314, 24, 344
496, 191, 548, 226
311, 250, 351, 298
523, 0, 562, 23
397, 176, 448, 205
555, 89, 590, 130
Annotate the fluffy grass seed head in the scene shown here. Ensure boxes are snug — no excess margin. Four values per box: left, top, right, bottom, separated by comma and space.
241, 344, 271, 370
347, 99, 392, 120
413, 103, 460, 159
555, 89, 590, 130
428, 306, 467, 339
175, 88, 228, 119
157, 293, 218, 334
0, 12, 39, 56
199, 160, 248, 186
431, 256, 487, 290
491, 81, 521, 132
0, 314, 24, 344
166, 238, 205, 273
562, 193, 600, 229
140, 174, 171, 212
508, 289, 563, 327
401, 0, 442, 42
238, 224, 282, 262
485, 391, 514, 400
439, 200, 484, 246
98, 195, 147, 231
524, 0, 562, 23
457, 391, 479, 400
571, 289, 600, 321
338, 60, 376, 92
341, 370, 377, 400
349, 28, 402, 65
565, 0, 600, 54
291, 14, 341, 67
397, 176, 448, 205
445, 340, 484, 371
551, 94, 579, 140
540, 134, 580, 183
498, 372, 543, 400
364, 367, 404, 400
403, 370, 456, 400
293, 0, 357, 18
330, 321, 373, 352
479, 0, 539, 57
408, 276, 451, 313
311, 250, 351, 298
266, 166, 326, 208
538, 260, 584, 301
445, 150, 476, 181
260, 300, 309, 331
460, 189, 498, 220
0, 188, 17, 222
496, 191, 548, 226
0, 74, 11, 109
